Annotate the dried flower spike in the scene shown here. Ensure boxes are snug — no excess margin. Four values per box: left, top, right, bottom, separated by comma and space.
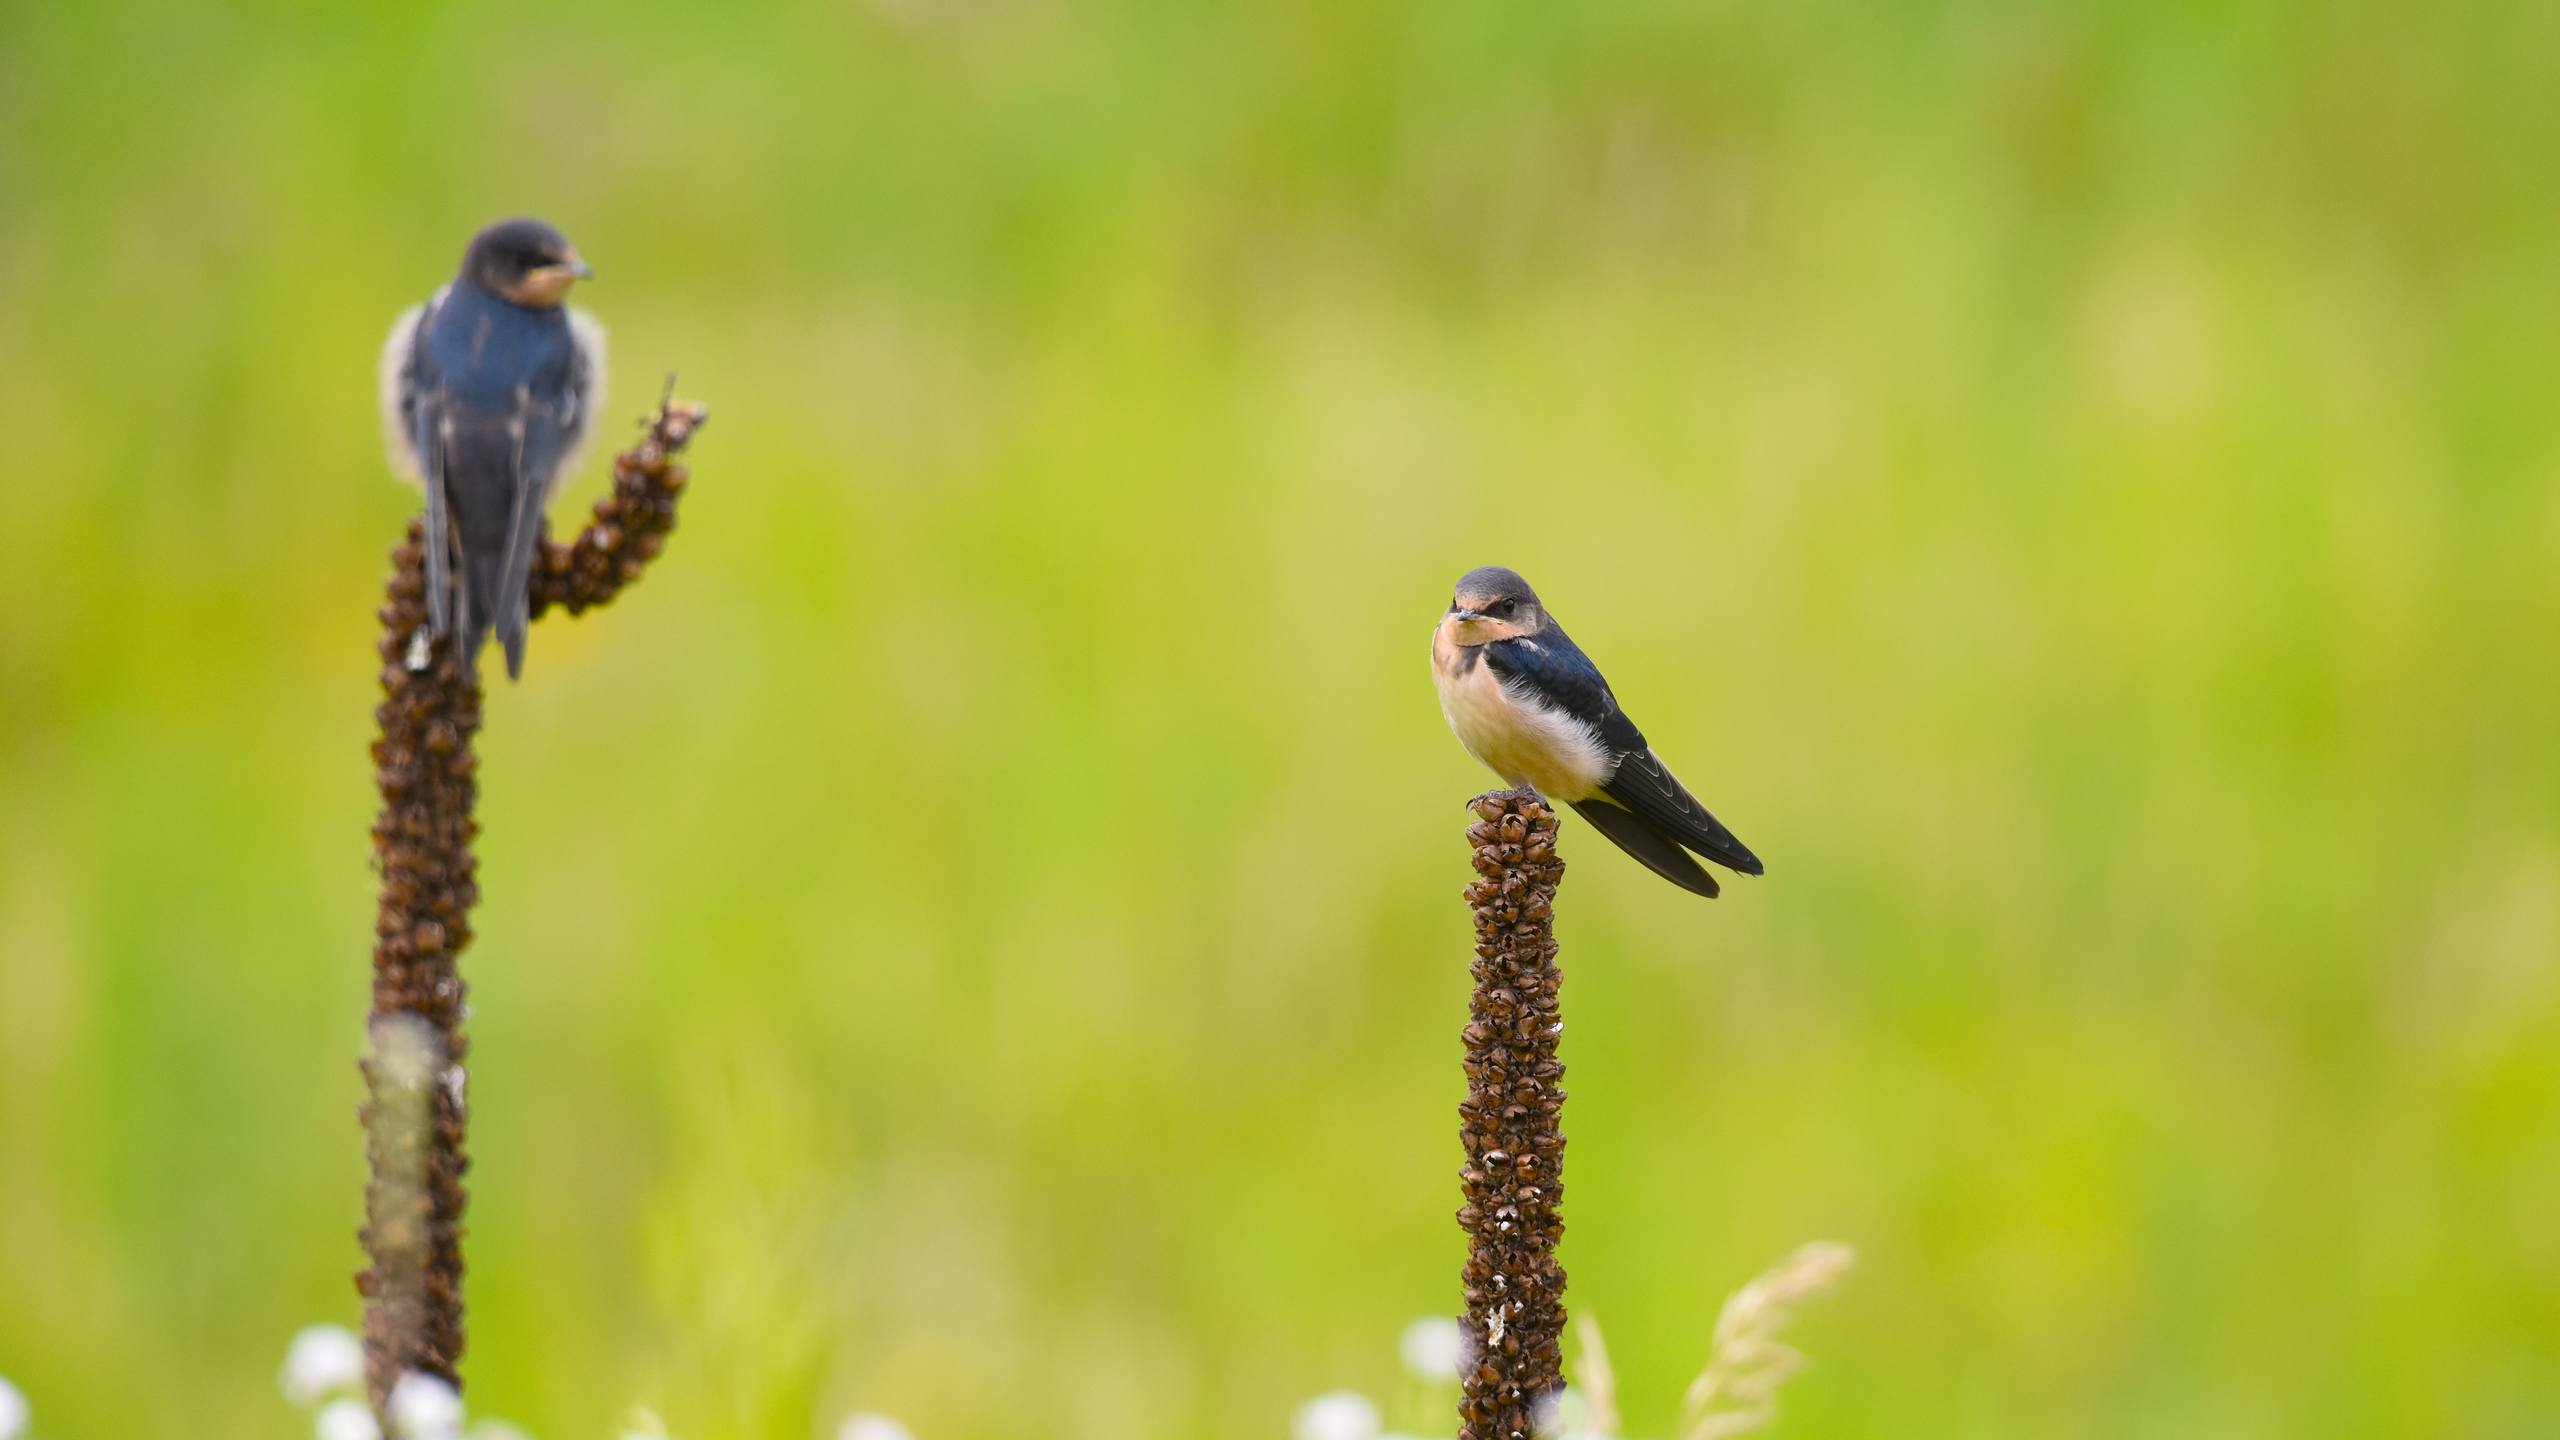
1457, 788, 1568, 1440
530, 395, 709, 619
359, 395, 704, 1406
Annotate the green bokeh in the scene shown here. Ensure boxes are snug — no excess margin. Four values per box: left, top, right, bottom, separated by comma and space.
3, 2, 2557, 1436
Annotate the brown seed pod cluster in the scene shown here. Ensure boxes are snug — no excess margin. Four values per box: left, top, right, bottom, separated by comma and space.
357, 395, 706, 1408
360, 522, 483, 1403
1456, 789, 1568, 1440
530, 394, 709, 618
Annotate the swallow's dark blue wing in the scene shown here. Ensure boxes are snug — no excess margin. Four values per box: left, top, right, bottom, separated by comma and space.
418, 420, 452, 642
1492, 624, 1764, 878
395, 297, 455, 642
489, 340, 588, 679
1600, 747, 1762, 875
1481, 626, 1648, 753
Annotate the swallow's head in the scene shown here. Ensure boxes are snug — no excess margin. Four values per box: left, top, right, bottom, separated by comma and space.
459, 217, 592, 309
1443, 565, 1548, 646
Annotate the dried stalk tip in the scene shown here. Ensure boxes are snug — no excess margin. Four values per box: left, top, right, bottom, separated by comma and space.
530, 395, 710, 619
1457, 788, 1567, 1440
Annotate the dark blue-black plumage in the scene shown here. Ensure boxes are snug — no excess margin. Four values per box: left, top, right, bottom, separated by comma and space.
385, 218, 600, 679
1486, 625, 1761, 891
1480, 623, 1643, 754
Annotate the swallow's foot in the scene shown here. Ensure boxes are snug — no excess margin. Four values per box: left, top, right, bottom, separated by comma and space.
1467, 785, 1547, 820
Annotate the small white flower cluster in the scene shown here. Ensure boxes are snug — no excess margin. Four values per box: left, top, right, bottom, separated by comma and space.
279, 1323, 919, 1440
277, 1325, 528, 1440
1397, 1318, 1468, 1384
0, 1372, 30, 1440
1293, 1245, 1852, 1440
1290, 1316, 1470, 1440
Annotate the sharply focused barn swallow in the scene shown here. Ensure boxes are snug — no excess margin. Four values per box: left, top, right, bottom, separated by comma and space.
1432, 566, 1763, 897
380, 218, 605, 678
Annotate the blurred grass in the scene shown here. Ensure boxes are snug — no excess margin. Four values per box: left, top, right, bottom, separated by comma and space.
3, 0, 2558, 1435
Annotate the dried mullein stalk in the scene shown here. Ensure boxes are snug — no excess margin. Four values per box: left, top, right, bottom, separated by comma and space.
359, 394, 706, 1406
1456, 789, 1568, 1440
360, 535, 485, 1404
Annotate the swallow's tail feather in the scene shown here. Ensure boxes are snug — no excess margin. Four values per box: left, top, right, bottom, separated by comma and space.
429, 445, 500, 675
490, 455, 546, 681
440, 422, 526, 680
455, 532, 502, 677
1569, 798, 1722, 898
1601, 749, 1764, 876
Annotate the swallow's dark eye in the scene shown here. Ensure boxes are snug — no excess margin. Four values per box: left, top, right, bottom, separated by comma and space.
1492, 599, 1518, 617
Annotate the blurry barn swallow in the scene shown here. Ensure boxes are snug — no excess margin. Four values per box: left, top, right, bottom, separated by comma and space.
380, 217, 605, 678
1432, 566, 1763, 897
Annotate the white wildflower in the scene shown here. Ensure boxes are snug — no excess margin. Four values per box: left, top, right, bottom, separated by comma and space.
1535, 1385, 1605, 1440
388, 1372, 465, 1439
838, 1415, 916, 1440
1292, 1390, 1382, 1440
0, 1375, 26, 1440
318, 1397, 386, 1440
1398, 1316, 1466, 1383
282, 1324, 368, 1406
618, 1406, 674, 1439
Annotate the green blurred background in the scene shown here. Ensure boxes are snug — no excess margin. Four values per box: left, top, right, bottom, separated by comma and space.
4, 1, 2557, 1435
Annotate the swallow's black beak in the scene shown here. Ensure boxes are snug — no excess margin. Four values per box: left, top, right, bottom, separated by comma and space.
1451, 607, 1482, 623
567, 256, 594, 280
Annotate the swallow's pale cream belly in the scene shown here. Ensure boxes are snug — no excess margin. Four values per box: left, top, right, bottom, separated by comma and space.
1433, 629, 1612, 801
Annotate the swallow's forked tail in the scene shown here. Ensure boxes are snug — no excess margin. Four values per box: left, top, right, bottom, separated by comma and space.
1568, 798, 1723, 898
490, 463, 547, 681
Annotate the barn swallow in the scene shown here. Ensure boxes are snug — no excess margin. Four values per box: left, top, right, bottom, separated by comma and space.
380, 217, 606, 678
1431, 566, 1763, 897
